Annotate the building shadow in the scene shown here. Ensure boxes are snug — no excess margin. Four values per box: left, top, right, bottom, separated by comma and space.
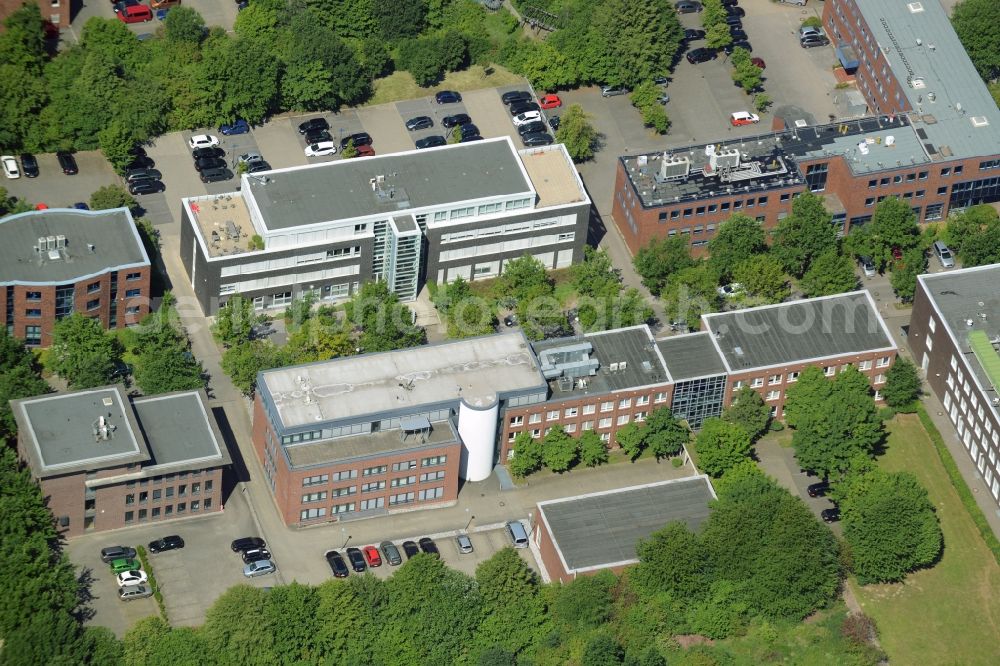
211, 407, 252, 503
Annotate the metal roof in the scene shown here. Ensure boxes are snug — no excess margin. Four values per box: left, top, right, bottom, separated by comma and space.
0, 208, 149, 284
656, 332, 728, 380
538, 476, 716, 573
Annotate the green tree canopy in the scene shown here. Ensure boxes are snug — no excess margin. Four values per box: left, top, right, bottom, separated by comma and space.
845, 197, 919, 270
799, 250, 858, 297
50, 313, 121, 389
952, 0, 1000, 81
769, 192, 837, 276
708, 214, 767, 281
434, 276, 496, 339
221, 339, 290, 395
944, 204, 1000, 267
643, 406, 689, 459
733, 254, 789, 304
164, 6, 207, 44
587, 0, 684, 88
660, 264, 720, 330
572, 246, 621, 299
0, 329, 49, 440
694, 417, 753, 477
89, 184, 137, 211
633, 235, 696, 294
882, 357, 921, 408
542, 424, 579, 472
615, 421, 646, 460
889, 247, 927, 303
578, 429, 610, 467
474, 548, 549, 658
212, 295, 264, 347
722, 386, 770, 441
509, 431, 544, 478
555, 104, 598, 162
346, 281, 425, 353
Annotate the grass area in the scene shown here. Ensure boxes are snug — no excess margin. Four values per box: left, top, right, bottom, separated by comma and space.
849, 414, 1000, 666
368, 64, 524, 106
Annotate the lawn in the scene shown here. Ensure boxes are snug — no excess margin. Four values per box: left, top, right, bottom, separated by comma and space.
368, 64, 524, 106
850, 414, 1000, 666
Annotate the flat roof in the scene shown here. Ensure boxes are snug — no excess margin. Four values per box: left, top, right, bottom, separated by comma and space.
518, 146, 588, 208
244, 138, 534, 232
260, 332, 546, 430
285, 419, 457, 468
854, 0, 1000, 161
184, 193, 257, 259
0, 208, 149, 284
657, 332, 728, 380
13, 386, 149, 478
702, 291, 895, 372
131, 392, 230, 469
538, 476, 715, 573
530, 325, 671, 399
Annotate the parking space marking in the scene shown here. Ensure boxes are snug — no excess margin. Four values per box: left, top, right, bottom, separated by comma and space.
251, 117, 311, 171
464, 88, 523, 146
355, 104, 410, 155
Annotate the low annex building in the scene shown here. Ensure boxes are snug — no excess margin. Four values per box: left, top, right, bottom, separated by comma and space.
12, 387, 231, 538
0, 207, 152, 346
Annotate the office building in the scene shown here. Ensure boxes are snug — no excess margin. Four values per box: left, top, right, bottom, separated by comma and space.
12, 387, 231, 538
613, 0, 1000, 254
909, 264, 1000, 508
0, 207, 152, 346
180, 137, 590, 315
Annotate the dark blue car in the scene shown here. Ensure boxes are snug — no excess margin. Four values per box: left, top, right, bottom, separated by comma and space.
220, 119, 250, 136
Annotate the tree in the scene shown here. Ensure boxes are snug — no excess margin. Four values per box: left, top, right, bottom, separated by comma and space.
799, 250, 858, 297
578, 429, 609, 467
846, 197, 919, 270
615, 421, 646, 460
660, 264, 720, 331
705, 22, 732, 50
640, 103, 670, 134
953, 0, 1000, 81
221, 339, 289, 395
945, 204, 1000, 267
643, 407, 689, 459
434, 276, 495, 339
212, 295, 263, 347
579, 288, 654, 332
99, 121, 140, 174
694, 417, 753, 477
90, 184, 136, 211
475, 548, 549, 658
552, 571, 616, 630
164, 6, 207, 44
633, 235, 696, 294
555, 104, 598, 162
509, 431, 543, 477
841, 468, 942, 584
371, 0, 428, 40
633, 521, 708, 598
582, 631, 623, 666
730, 48, 762, 92
572, 246, 621, 298
882, 357, 921, 408
347, 281, 425, 352
733, 255, 789, 304
50, 314, 120, 389
586, 0, 684, 89
770, 191, 837, 276
542, 425, 579, 472
397, 35, 449, 86
495, 254, 552, 305
708, 214, 767, 281
202, 585, 275, 663
0, 329, 49, 440
722, 386, 770, 441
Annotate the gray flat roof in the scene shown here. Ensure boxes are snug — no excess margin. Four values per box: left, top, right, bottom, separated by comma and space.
657, 332, 728, 380
538, 476, 715, 573
13, 386, 149, 478
260, 332, 546, 430
132, 392, 230, 469
854, 0, 1000, 161
285, 419, 457, 468
702, 291, 895, 372
0, 208, 150, 284
245, 138, 534, 231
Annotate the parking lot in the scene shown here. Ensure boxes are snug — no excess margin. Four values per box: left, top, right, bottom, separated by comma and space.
65, 0, 238, 43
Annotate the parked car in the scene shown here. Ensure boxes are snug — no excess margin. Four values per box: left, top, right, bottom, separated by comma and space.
101, 545, 137, 563
725, 5, 745, 17
346, 547, 367, 572
2, 155, 20, 179
353, 145, 375, 158
807, 481, 829, 498
297, 117, 328, 135
501, 90, 532, 105
245, 158, 272, 173
150, 0, 179, 7
657, 93, 670, 104
71, 202, 89, 210
119, 585, 153, 601
512, 111, 542, 126
341, 132, 373, 149
242, 547, 272, 563
729, 28, 748, 42
231, 537, 266, 553
506, 520, 529, 548
724, 15, 742, 27
460, 123, 480, 137
522, 132, 553, 147
859, 255, 877, 277
442, 113, 472, 128
188, 134, 220, 150
19, 153, 38, 178
405, 115, 434, 131
800, 34, 829, 48
418, 537, 439, 558
933, 240, 955, 268
362, 545, 382, 567
128, 179, 162, 196
686, 48, 717, 64
600, 85, 629, 97
675, 0, 701, 13
305, 141, 337, 157
237, 151, 262, 164
459, 134, 483, 142
126, 167, 161, 182
415, 135, 447, 149
751, 57, 766, 69
148, 535, 184, 553
117, 570, 148, 587
549, 115, 560, 131
401, 540, 420, 559
220, 119, 249, 135
518, 120, 548, 136
456, 534, 474, 554
243, 559, 277, 577
305, 128, 333, 145
509, 100, 540, 116
684, 28, 706, 40
729, 111, 759, 126
435, 90, 462, 104
799, 25, 822, 39
717, 282, 743, 297
115, 3, 153, 23
191, 146, 222, 160
325, 550, 349, 578
56, 152, 78, 175
539, 94, 562, 109
195, 157, 227, 172
724, 40, 753, 54
821, 507, 841, 523
380, 541, 403, 566
109, 558, 140, 574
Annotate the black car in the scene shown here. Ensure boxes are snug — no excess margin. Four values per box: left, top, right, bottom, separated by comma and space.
442, 113, 471, 128
508, 101, 540, 116
459, 134, 483, 142
246, 159, 271, 174
800, 34, 829, 49
405, 115, 434, 131
125, 154, 155, 171
435, 90, 462, 104
128, 179, 162, 196
686, 48, 717, 64
725, 5, 745, 17
195, 157, 226, 172
418, 537, 439, 558
549, 115, 560, 131
340, 132, 372, 149
19, 153, 38, 177
345, 547, 367, 572
518, 120, 547, 136
724, 40, 752, 54
100, 545, 137, 563
675, 0, 701, 13
501, 90, 532, 105
724, 14, 742, 27
297, 117, 329, 135
325, 550, 349, 578
125, 167, 161, 182
56, 152, 78, 175
821, 507, 841, 523
148, 535, 184, 553
305, 128, 333, 145
522, 132, 553, 147
460, 123, 480, 137
231, 536, 266, 553
191, 146, 222, 160
242, 547, 272, 563
721, 0, 739, 6
415, 135, 447, 149
684, 28, 705, 41
807, 481, 829, 498
729, 28, 748, 42
401, 540, 420, 559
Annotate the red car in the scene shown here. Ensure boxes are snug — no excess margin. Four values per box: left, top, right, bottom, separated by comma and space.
115, 3, 153, 22
354, 145, 375, 158
891, 246, 903, 261
539, 94, 562, 110
751, 57, 766, 70
362, 545, 382, 567
729, 111, 760, 126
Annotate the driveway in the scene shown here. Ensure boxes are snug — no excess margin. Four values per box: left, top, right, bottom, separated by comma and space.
0, 151, 116, 209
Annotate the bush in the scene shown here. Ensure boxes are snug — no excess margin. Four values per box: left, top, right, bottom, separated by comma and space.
770, 420, 785, 431
671, 456, 684, 468
878, 406, 896, 421
802, 16, 823, 29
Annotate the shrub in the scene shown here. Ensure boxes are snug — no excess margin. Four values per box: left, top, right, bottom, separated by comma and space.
878, 406, 896, 421
769, 420, 785, 431
671, 456, 684, 468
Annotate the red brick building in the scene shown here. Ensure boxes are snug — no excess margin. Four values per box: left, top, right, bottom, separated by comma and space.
12, 386, 231, 538
0, 0, 69, 36
0, 208, 152, 347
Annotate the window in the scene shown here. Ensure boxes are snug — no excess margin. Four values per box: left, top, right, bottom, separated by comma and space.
177, 503, 186, 514
361, 480, 386, 493
824, 366, 835, 376
389, 492, 415, 506
125, 494, 135, 505
751, 377, 764, 388
951, 355, 958, 371
125, 306, 140, 315
165, 487, 174, 498
303, 474, 329, 487
152, 507, 161, 518
421, 455, 447, 467
360, 497, 384, 511
419, 487, 444, 501
87, 281, 101, 293
139, 491, 148, 503
126, 272, 141, 281
332, 502, 355, 514
617, 414, 630, 425
272, 291, 292, 307
565, 423, 577, 433
547, 410, 559, 421
876, 356, 891, 367
858, 359, 873, 371
766, 390, 781, 401
582, 421, 594, 430
786, 371, 799, 382
868, 179, 877, 188
178, 484, 187, 497
768, 374, 781, 385
125, 289, 141, 298
599, 418, 612, 429
25, 290, 42, 301
925, 203, 943, 221
874, 373, 886, 384
619, 398, 632, 409
806, 163, 828, 192
152, 489, 161, 500
509, 415, 523, 427
531, 429, 541, 438
391, 460, 416, 472
86, 298, 100, 311
421, 470, 445, 482
655, 392, 667, 403
25, 309, 41, 318
191, 500, 200, 511
940, 167, 951, 177
205, 479, 213, 492
125, 511, 134, 523
302, 491, 328, 503
300, 507, 326, 520
635, 412, 646, 422
564, 407, 578, 418
732, 380, 744, 390
583, 404, 596, 414
390, 476, 416, 488
600, 401, 614, 412
529, 413, 541, 424
363, 465, 387, 476
636, 395, 649, 406
928, 317, 936, 334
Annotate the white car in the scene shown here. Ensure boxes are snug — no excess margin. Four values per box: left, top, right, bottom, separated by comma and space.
1, 155, 20, 179
116, 569, 148, 587
188, 134, 220, 150
304, 141, 337, 157
512, 111, 542, 127
717, 283, 743, 298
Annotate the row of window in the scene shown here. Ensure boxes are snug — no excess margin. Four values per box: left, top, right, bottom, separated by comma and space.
124, 480, 212, 505
729, 357, 891, 393
511, 411, 653, 442
298, 487, 446, 521
124, 498, 211, 523
300, 456, 448, 486
659, 194, 782, 222
508, 394, 667, 428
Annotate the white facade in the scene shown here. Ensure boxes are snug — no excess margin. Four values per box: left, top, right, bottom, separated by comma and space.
457, 399, 500, 482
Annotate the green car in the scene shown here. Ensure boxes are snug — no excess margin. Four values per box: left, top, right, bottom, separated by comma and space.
109, 558, 139, 574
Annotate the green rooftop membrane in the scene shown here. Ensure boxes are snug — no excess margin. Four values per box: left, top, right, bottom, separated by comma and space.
969, 330, 1000, 391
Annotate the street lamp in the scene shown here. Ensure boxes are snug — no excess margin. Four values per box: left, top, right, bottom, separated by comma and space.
464, 512, 476, 532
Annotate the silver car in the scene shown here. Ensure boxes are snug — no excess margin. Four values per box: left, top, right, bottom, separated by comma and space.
243, 559, 277, 577
456, 534, 474, 554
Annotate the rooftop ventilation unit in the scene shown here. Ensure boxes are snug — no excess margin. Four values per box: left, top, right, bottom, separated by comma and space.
971, 116, 990, 128
537, 342, 599, 380
657, 154, 691, 182
907, 2, 924, 13
912, 77, 926, 89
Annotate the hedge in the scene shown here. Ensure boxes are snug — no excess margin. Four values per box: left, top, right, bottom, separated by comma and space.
136, 545, 169, 621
